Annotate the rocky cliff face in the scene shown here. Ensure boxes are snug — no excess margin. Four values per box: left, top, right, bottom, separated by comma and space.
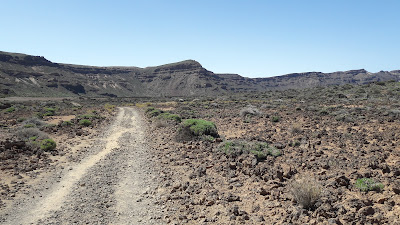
0, 51, 399, 97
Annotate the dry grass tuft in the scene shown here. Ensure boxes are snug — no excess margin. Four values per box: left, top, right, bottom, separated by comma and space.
290, 175, 322, 209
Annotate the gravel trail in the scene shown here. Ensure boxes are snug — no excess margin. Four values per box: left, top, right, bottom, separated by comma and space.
0, 107, 163, 224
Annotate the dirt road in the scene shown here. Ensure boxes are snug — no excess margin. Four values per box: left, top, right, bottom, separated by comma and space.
0, 107, 163, 224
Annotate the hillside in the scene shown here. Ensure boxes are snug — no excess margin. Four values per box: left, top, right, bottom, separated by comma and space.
0, 51, 399, 97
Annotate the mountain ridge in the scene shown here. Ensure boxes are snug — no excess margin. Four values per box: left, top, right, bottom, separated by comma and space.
0, 51, 399, 97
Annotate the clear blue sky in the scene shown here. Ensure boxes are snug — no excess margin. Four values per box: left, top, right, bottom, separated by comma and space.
1, 1, 399, 78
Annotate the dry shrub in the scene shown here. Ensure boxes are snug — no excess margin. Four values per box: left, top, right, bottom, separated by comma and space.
15, 128, 49, 141
290, 124, 303, 134
290, 175, 322, 209
22, 117, 47, 127
154, 119, 168, 128
239, 105, 261, 118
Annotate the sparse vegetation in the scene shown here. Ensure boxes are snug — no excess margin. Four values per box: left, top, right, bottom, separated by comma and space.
145, 107, 164, 118
104, 103, 116, 113
79, 119, 92, 126
4, 106, 15, 113
79, 114, 98, 119
239, 105, 261, 118
290, 124, 302, 134
40, 139, 57, 151
271, 116, 280, 122
61, 120, 73, 126
158, 112, 182, 123
43, 107, 56, 116
355, 178, 384, 192
221, 140, 281, 159
290, 175, 322, 209
22, 118, 47, 128
15, 128, 49, 141
24, 124, 35, 128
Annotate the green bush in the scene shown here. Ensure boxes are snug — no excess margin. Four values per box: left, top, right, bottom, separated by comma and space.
44, 107, 56, 116
148, 109, 163, 117
145, 107, 155, 113
24, 124, 35, 128
271, 116, 280, 123
29, 136, 38, 141
79, 119, 92, 126
62, 120, 73, 126
201, 135, 215, 142
182, 119, 218, 137
4, 107, 15, 113
79, 114, 98, 119
158, 113, 182, 123
355, 178, 384, 192
40, 139, 56, 151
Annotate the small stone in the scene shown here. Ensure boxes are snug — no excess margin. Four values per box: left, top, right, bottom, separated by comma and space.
360, 206, 375, 216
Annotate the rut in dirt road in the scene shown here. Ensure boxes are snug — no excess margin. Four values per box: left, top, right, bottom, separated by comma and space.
0, 107, 163, 225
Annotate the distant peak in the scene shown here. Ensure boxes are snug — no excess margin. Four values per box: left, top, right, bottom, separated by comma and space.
152, 59, 204, 72
170, 59, 202, 67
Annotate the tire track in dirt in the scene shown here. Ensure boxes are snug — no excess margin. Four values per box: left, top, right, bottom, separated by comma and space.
0, 107, 162, 224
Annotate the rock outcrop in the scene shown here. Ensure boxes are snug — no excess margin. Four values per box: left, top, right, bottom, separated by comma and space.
0, 51, 399, 97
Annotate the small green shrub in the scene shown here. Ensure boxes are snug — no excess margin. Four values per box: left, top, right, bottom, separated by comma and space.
158, 113, 182, 123
4, 107, 15, 113
268, 146, 282, 157
24, 124, 35, 128
220, 140, 281, 159
40, 139, 56, 151
17, 117, 26, 123
79, 119, 92, 126
79, 114, 98, 119
44, 107, 56, 116
221, 141, 236, 154
289, 140, 301, 147
35, 112, 44, 119
145, 107, 155, 113
29, 136, 38, 141
201, 135, 215, 142
104, 103, 116, 113
182, 119, 218, 137
250, 143, 281, 159
355, 178, 384, 192
148, 109, 163, 117
62, 121, 73, 126
271, 116, 280, 122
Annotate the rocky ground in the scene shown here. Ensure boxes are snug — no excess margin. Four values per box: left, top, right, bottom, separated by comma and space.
0, 81, 400, 224
146, 81, 400, 224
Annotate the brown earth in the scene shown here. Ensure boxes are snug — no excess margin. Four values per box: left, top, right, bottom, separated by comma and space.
145, 81, 400, 224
